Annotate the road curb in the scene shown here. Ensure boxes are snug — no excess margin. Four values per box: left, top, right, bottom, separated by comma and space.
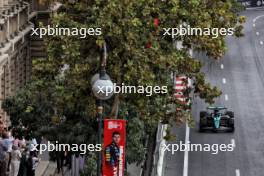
246, 6, 264, 10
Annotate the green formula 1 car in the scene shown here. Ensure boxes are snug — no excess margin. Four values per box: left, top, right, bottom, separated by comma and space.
199, 106, 235, 132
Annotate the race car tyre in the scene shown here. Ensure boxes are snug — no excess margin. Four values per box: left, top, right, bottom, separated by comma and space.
226, 111, 234, 118
199, 111, 207, 132
199, 124, 205, 132
229, 117, 234, 125
228, 117, 235, 132
227, 111, 234, 132
230, 126, 235, 133
200, 111, 207, 118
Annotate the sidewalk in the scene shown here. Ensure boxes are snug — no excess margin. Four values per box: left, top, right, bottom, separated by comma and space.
36, 161, 71, 176
36, 162, 141, 176
35, 151, 141, 176
36, 161, 51, 176
35, 139, 55, 176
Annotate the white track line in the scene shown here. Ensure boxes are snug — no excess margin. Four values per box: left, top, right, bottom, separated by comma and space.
183, 123, 190, 176
260, 41, 263, 45
222, 78, 226, 84
221, 64, 224, 69
225, 94, 229, 101
231, 138, 236, 148
236, 169, 240, 176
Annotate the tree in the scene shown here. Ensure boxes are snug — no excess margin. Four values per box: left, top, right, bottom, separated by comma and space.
3, 0, 244, 172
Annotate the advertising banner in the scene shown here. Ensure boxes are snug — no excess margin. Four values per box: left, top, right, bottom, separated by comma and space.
103, 119, 126, 176
174, 75, 191, 106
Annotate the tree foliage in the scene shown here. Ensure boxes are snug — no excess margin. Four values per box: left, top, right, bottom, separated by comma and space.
3, 0, 244, 168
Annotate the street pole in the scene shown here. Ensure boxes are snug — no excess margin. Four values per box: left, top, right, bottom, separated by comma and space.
97, 99, 103, 176
97, 42, 107, 176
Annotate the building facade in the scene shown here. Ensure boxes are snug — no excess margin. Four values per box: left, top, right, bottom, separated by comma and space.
0, 0, 56, 130
0, 0, 33, 129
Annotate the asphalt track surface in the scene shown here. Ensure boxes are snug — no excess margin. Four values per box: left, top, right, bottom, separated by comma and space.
164, 8, 264, 176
